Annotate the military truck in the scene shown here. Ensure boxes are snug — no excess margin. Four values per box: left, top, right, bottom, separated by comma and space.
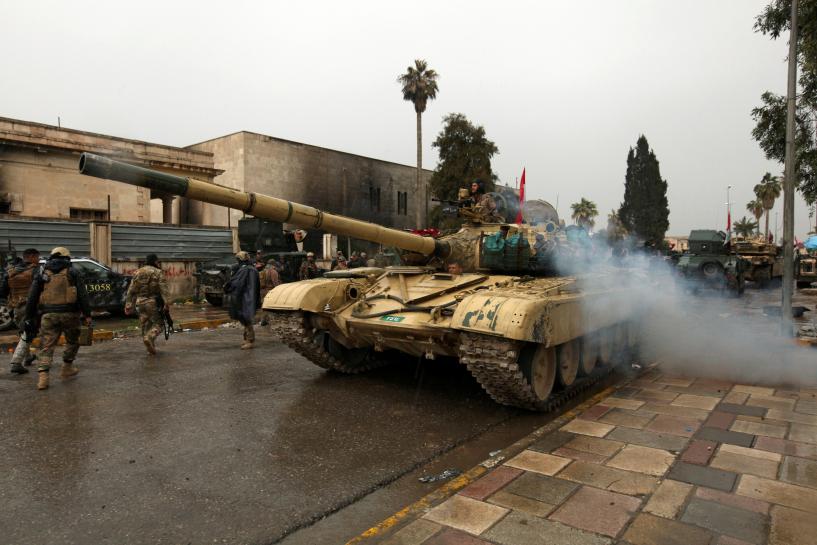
194, 217, 308, 306
796, 253, 817, 289
676, 230, 745, 295
733, 238, 783, 288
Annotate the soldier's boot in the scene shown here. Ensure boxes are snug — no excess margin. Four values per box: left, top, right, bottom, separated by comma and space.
37, 371, 49, 390
59, 362, 79, 379
10, 363, 29, 374
143, 338, 157, 355
240, 341, 254, 350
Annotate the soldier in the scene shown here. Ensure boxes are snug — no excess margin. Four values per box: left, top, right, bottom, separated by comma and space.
4, 248, 40, 374
447, 261, 464, 275
125, 254, 170, 356
298, 252, 319, 280
224, 251, 261, 349
469, 179, 504, 222
261, 258, 281, 290
25, 247, 91, 391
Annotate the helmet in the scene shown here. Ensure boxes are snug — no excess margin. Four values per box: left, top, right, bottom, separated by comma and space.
235, 251, 250, 261
50, 247, 71, 258
306, 252, 315, 258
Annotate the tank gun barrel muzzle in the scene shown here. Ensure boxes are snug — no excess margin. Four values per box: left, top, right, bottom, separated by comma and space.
78, 153, 448, 258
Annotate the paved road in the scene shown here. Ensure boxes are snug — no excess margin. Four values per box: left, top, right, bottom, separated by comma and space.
0, 327, 543, 545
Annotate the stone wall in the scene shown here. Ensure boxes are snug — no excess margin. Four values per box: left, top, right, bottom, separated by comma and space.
188, 131, 432, 231
0, 116, 221, 224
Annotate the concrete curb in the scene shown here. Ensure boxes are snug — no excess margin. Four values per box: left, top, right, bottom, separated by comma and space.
1, 318, 234, 351
345, 379, 628, 544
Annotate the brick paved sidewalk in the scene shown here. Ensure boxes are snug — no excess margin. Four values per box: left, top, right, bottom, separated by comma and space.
374, 369, 817, 545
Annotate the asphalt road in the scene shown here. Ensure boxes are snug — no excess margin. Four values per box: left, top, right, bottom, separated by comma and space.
0, 326, 547, 545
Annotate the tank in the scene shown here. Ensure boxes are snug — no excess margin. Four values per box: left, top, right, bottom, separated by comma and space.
676, 230, 745, 295
79, 152, 640, 411
733, 237, 783, 287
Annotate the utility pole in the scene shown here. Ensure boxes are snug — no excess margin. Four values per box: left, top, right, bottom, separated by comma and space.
782, 0, 798, 335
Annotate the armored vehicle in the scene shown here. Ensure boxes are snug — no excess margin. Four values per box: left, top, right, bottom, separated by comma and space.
676, 230, 745, 295
195, 217, 307, 306
79, 153, 641, 411
796, 253, 817, 289
733, 238, 783, 287
0, 256, 131, 330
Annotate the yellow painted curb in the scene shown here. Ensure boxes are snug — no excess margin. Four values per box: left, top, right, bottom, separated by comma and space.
2, 319, 234, 351
178, 318, 232, 330
345, 384, 619, 544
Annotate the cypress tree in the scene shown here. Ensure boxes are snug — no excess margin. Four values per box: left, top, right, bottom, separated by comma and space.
618, 135, 670, 246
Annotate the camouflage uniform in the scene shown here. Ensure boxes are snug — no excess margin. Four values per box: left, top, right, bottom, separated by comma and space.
6, 262, 38, 368
26, 255, 91, 389
125, 265, 169, 353
298, 259, 318, 280
475, 193, 504, 223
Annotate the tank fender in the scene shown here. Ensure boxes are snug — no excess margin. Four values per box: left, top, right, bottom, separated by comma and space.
451, 291, 636, 346
262, 278, 363, 313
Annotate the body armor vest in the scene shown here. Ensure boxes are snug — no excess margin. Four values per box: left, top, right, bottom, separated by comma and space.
7, 265, 35, 307
40, 269, 78, 306
131, 266, 161, 299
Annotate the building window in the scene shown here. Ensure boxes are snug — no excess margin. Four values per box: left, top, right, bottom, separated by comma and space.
397, 191, 408, 215
0, 202, 9, 214
369, 186, 381, 212
70, 208, 109, 221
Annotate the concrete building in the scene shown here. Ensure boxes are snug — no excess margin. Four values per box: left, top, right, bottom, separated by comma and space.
0, 117, 222, 224
187, 131, 431, 230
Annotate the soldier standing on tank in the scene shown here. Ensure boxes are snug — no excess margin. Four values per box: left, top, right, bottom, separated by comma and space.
25, 247, 91, 391
298, 252, 319, 280
224, 251, 261, 349
125, 254, 170, 356
469, 179, 503, 222
4, 248, 40, 374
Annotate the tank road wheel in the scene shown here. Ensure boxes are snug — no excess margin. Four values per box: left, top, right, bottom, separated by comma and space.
520, 344, 557, 401
598, 328, 615, 366
578, 335, 598, 377
460, 332, 616, 412
556, 339, 580, 388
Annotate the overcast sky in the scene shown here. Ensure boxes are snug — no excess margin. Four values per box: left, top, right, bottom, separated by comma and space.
1, 0, 813, 236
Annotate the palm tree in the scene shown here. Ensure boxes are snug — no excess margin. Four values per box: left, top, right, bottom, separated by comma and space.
753, 172, 782, 239
746, 199, 764, 236
398, 59, 439, 228
733, 216, 759, 238
571, 198, 598, 230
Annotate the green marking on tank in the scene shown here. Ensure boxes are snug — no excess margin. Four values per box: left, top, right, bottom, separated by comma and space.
380, 315, 405, 322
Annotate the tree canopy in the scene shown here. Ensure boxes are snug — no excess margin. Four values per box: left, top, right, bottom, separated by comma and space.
734, 216, 759, 238
397, 59, 439, 114
617, 135, 670, 246
752, 1, 817, 203
428, 113, 499, 202
570, 198, 598, 229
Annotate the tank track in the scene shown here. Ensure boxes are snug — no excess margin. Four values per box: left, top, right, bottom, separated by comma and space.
268, 311, 387, 374
459, 332, 614, 411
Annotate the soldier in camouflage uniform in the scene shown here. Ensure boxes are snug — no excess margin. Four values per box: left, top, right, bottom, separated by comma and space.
125, 254, 170, 356
25, 247, 91, 391
3, 248, 40, 374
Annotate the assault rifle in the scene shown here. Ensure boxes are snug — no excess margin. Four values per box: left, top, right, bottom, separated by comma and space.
156, 296, 174, 340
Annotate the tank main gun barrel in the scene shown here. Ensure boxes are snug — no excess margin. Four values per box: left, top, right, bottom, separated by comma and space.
78, 153, 447, 258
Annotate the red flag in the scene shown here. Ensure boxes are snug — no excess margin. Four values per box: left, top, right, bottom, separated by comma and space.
514, 168, 526, 223
727, 209, 731, 232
